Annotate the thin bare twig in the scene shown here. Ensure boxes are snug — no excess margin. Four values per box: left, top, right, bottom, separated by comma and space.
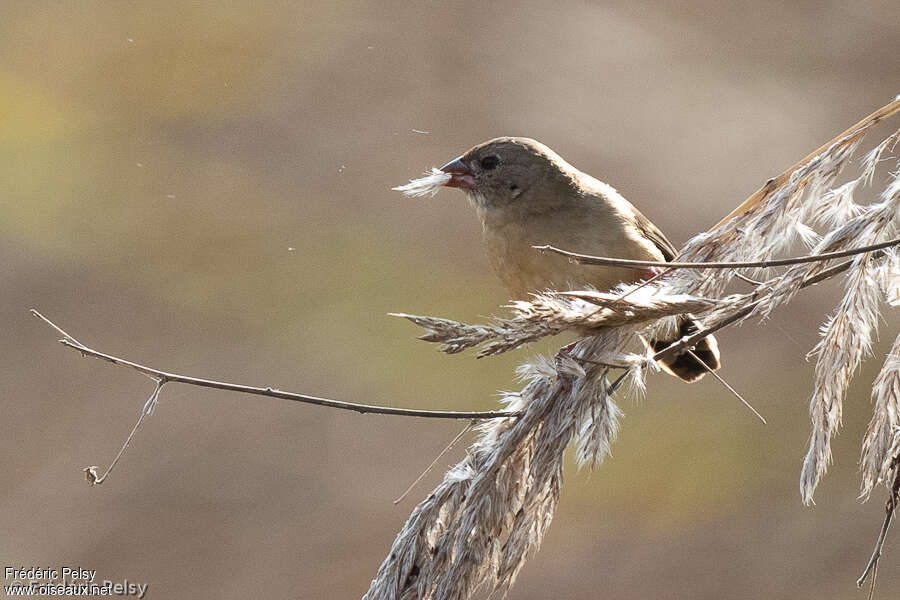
857, 461, 900, 597
686, 350, 766, 424
30, 310, 519, 421
534, 236, 900, 270
734, 272, 766, 286
611, 267, 669, 300
83, 381, 164, 485
393, 420, 475, 504
606, 371, 629, 396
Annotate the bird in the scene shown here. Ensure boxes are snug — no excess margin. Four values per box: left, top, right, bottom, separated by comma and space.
422, 136, 720, 382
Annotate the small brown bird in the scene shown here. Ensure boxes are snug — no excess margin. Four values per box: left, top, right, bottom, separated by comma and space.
403, 136, 720, 382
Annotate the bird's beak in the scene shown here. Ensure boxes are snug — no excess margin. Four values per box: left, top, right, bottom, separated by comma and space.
439, 156, 475, 189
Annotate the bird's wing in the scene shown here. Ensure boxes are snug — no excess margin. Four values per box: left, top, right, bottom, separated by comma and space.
630, 208, 677, 262
577, 174, 678, 262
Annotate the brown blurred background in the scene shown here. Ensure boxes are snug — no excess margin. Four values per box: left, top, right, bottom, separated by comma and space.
2, 1, 900, 598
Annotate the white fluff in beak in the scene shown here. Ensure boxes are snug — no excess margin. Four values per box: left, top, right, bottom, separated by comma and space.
392, 168, 451, 197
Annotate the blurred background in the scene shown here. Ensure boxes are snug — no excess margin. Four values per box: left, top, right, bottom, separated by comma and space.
2, 1, 899, 598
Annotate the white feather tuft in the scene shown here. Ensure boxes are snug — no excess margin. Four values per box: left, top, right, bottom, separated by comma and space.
392, 167, 452, 197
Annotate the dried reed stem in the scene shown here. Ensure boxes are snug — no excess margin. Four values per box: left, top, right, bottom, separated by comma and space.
363, 335, 622, 600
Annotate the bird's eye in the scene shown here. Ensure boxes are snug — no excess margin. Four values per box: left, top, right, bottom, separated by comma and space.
479, 156, 500, 170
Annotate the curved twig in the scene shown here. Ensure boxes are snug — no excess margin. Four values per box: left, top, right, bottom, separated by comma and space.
534, 236, 900, 270
30, 310, 520, 421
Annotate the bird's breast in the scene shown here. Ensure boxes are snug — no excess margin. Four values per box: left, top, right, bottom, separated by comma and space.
481, 209, 657, 299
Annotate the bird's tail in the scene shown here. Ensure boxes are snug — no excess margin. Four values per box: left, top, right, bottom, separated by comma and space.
648, 315, 721, 383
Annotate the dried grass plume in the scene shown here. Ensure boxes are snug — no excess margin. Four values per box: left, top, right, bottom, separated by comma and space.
365, 97, 900, 599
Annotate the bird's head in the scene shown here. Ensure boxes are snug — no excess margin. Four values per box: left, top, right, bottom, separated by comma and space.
437, 137, 575, 209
